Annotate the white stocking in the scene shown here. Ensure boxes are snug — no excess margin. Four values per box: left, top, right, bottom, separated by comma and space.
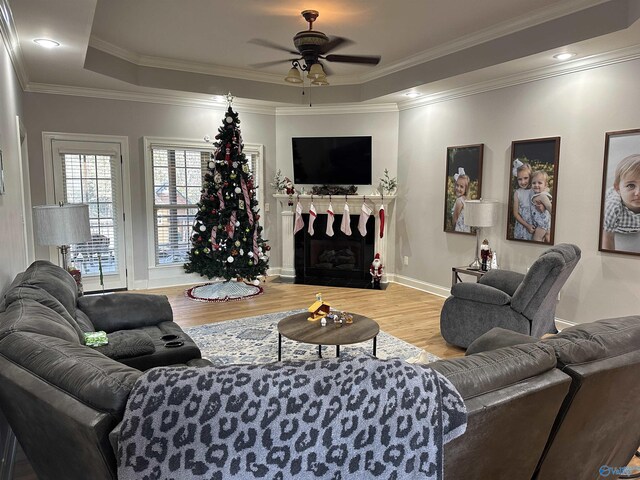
340, 203, 352, 236
358, 202, 372, 236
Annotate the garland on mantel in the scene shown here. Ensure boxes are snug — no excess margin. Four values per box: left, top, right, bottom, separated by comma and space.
310, 185, 358, 196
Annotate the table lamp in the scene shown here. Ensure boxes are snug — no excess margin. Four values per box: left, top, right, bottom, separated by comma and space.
33, 203, 91, 271
464, 199, 498, 270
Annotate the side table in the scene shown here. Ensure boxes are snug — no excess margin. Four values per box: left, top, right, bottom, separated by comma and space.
452, 266, 487, 287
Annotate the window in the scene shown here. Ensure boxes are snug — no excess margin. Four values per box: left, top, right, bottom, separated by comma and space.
145, 138, 263, 268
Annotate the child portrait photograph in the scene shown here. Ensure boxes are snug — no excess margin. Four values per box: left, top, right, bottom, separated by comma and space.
507, 137, 560, 244
599, 128, 640, 256
443, 144, 484, 234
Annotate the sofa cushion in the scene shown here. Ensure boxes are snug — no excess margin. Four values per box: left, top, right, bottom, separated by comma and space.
94, 330, 156, 360
0, 330, 140, 415
78, 293, 173, 332
543, 315, 640, 366
74, 309, 95, 333
116, 321, 201, 370
4, 286, 85, 343
465, 327, 538, 355
430, 342, 557, 400
18, 261, 78, 318
0, 299, 80, 344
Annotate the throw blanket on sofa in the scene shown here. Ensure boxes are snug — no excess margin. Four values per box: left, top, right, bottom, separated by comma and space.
117, 356, 466, 480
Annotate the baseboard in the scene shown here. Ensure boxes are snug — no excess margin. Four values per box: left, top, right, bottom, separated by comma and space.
391, 274, 451, 298
555, 318, 576, 331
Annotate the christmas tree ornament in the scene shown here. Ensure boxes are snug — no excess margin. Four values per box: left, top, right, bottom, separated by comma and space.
341, 202, 352, 236
326, 202, 335, 237
238, 200, 245, 210
246, 227, 250, 232
358, 202, 373, 236
230, 173, 237, 179
265, 245, 271, 251
227, 256, 234, 263
203, 248, 210, 254
208, 161, 215, 169
214, 172, 222, 184
248, 252, 254, 258
308, 203, 317, 236
234, 240, 241, 247
248, 260, 253, 266
243, 237, 247, 241
199, 225, 206, 232
225, 116, 233, 124
240, 249, 244, 256
235, 187, 241, 194
252, 279, 260, 286
242, 164, 249, 173
235, 221, 240, 227
231, 249, 238, 256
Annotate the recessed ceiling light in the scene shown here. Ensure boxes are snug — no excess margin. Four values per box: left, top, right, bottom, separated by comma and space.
404, 92, 421, 98
553, 52, 576, 61
33, 38, 60, 49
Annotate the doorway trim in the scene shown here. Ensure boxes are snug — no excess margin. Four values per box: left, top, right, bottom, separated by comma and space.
42, 132, 134, 288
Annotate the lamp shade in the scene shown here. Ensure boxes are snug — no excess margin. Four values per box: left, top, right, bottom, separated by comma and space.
284, 66, 303, 83
33, 203, 91, 246
464, 200, 499, 228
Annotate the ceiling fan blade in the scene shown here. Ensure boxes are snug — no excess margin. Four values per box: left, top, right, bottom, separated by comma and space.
249, 59, 297, 69
248, 38, 298, 55
325, 54, 381, 65
320, 36, 353, 54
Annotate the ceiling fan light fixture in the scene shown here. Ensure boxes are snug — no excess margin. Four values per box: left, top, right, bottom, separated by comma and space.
285, 66, 303, 83
311, 77, 329, 86
307, 63, 325, 79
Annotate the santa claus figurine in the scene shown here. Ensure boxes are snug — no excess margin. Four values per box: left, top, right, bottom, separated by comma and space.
370, 253, 384, 289
284, 177, 295, 206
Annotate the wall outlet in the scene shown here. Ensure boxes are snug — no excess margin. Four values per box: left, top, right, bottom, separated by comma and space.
264, 203, 270, 212
403, 256, 409, 266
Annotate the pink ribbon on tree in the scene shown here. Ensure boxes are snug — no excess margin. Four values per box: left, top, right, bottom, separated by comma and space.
241, 177, 254, 225
253, 228, 260, 259
227, 211, 237, 238
217, 189, 225, 209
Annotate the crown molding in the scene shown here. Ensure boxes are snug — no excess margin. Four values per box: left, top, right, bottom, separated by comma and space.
276, 103, 398, 116
88, 0, 609, 89
357, 0, 610, 83
0, 0, 28, 89
24, 83, 279, 115
398, 43, 640, 111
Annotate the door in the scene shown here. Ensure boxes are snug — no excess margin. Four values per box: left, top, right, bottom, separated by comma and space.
50, 139, 128, 291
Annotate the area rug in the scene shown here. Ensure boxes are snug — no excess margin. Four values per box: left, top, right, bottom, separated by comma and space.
185, 281, 263, 302
184, 309, 440, 366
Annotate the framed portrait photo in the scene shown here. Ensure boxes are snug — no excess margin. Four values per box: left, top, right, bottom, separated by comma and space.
599, 129, 640, 256
507, 137, 560, 244
443, 144, 484, 234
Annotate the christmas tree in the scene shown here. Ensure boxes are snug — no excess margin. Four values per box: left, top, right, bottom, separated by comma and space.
184, 105, 270, 282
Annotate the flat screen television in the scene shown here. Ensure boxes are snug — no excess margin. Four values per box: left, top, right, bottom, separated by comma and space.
292, 136, 372, 185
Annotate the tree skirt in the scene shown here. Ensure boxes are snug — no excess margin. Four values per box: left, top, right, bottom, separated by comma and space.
185, 281, 263, 302
183, 309, 440, 366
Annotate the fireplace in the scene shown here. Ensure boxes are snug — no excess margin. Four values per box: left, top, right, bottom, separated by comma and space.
295, 213, 374, 288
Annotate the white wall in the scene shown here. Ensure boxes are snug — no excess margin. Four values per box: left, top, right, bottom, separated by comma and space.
22, 94, 277, 285
0, 34, 26, 294
397, 58, 640, 323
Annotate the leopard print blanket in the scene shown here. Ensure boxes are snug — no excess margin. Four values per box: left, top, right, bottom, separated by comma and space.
117, 355, 466, 479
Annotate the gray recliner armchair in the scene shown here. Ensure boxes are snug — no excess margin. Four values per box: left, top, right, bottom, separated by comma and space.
440, 244, 581, 348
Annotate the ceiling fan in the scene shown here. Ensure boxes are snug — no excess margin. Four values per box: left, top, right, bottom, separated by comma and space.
249, 10, 381, 85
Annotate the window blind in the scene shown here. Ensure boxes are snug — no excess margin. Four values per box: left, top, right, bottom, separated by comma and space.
61, 152, 119, 276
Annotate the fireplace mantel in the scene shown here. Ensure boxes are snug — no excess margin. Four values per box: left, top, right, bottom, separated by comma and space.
274, 194, 396, 282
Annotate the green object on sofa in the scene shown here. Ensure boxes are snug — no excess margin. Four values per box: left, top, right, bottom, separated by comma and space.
84, 331, 108, 346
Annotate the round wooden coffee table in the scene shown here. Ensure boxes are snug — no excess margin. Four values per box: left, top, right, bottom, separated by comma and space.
277, 311, 379, 361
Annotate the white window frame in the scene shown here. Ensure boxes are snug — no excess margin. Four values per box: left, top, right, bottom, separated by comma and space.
143, 136, 264, 287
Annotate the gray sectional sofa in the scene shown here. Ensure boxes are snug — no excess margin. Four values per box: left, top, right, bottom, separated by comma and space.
0, 259, 638, 479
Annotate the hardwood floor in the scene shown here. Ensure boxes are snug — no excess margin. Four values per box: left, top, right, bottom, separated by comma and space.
155, 278, 464, 360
